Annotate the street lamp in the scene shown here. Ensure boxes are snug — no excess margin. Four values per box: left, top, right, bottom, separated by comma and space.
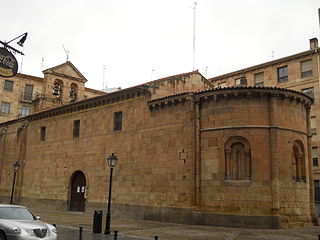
0, 32, 28, 55
104, 153, 118, 235
10, 161, 21, 204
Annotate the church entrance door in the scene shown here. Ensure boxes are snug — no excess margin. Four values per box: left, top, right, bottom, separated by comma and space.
70, 171, 86, 212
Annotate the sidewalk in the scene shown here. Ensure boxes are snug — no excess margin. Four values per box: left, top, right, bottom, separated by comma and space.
31, 208, 320, 240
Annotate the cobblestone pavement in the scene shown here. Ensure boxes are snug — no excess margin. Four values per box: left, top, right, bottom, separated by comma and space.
30, 208, 320, 240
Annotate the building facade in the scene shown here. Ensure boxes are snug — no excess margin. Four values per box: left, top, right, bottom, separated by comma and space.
0, 61, 104, 123
0, 66, 316, 228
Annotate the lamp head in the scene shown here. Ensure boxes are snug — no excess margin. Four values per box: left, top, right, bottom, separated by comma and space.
12, 161, 21, 172
107, 153, 118, 167
17, 33, 28, 47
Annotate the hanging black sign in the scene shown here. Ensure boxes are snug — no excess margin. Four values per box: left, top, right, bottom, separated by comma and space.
0, 47, 18, 78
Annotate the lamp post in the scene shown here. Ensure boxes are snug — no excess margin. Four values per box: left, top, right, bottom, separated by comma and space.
104, 153, 118, 235
0, 32, 28, 55
10, 161, 21, 204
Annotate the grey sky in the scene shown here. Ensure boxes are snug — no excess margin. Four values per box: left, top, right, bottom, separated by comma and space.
1, 0, 319, 90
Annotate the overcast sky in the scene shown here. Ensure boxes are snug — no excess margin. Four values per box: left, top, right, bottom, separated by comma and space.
1, 0, 319, 90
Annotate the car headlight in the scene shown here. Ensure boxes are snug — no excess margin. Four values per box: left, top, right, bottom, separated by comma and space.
11, 227, 21, 234
25, 229, 35, 236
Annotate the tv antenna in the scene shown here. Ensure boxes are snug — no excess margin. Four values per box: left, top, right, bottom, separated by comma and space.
268, 50, 275, 60
103, 65, 107, 90
62, 44, 70, 62
192, 1, 197, 71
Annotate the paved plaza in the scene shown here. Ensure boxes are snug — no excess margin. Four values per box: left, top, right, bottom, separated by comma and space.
31, 208, 320, 240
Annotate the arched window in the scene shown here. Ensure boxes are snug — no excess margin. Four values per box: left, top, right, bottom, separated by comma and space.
224, 136, 251, 180
293, 140, 306, 182
53, 79, 63, 100
70, 83, 78, 103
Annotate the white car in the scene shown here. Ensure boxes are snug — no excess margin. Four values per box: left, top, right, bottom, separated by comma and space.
0, 205, 57, 240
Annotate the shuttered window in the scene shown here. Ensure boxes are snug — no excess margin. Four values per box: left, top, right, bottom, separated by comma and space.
301, 60, 312, 78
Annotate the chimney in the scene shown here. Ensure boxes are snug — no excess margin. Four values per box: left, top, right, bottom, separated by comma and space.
310, 38, 318, 50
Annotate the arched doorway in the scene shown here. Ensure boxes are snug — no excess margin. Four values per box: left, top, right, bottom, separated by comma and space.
70, 171, 86, 212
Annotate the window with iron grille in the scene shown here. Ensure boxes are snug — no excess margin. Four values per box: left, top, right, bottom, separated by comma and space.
73, 120, 80, 138
4, 80, 13, 92
302, 87, 314, 98
277, 66, 288, 83
301, 60, 313, 78
40, 127, 46, 141
1, 102, 10, 114
313, 147, 318, 167
114, 111, 122, 131
254, 72, 264, 86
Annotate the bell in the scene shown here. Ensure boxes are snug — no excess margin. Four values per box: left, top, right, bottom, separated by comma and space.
52, 85, 60, 96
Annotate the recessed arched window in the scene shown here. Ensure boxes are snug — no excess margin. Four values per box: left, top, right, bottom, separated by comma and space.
224, 136, 251, 180
70, 83, 78, 103
293, 140, 306, 182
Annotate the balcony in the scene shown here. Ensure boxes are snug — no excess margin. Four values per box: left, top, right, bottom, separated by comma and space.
20, 92, 34, 103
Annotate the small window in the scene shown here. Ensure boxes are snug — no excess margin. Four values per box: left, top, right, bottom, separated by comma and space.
73, 120, 80, 138
114, 111, 122, 131
21, 106, 30, 117
302, 87, 314, 98
40, 127, 46, 141
278, 66, 288, 83
235, 77, 247, 86
254, 73, 264, 86
218, 82, 227, 88
4, 80, 13, 92
23, 84, 33, 101
301, 60, 313, 78
1, 102, 10, 114
311, 117, 317, 136
312, 147, 318, 167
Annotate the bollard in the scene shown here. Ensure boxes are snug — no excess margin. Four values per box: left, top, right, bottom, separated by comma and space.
154, 236, 159, 240
114, 230, 118, 240
79, 227, 83, 240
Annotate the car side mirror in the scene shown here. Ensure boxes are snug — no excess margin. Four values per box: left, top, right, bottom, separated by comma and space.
36, 216, 41, 220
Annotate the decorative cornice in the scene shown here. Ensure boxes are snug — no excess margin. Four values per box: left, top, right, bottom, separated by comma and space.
0, 85, 149, 126
147, 86, 313, 111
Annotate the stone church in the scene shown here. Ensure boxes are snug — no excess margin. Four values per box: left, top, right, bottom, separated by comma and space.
0, 62, 317, 228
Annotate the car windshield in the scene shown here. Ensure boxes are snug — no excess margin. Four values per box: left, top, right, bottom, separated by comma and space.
0, 207, 36, 220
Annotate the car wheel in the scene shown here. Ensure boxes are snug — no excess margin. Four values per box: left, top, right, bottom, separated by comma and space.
0, 231, 6, 240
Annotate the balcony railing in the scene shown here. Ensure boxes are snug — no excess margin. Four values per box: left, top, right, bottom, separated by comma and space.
301, 70, 313, 78
20, 92, 34, 102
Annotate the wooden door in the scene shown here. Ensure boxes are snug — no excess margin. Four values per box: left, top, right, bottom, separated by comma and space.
70, 171, 86, 212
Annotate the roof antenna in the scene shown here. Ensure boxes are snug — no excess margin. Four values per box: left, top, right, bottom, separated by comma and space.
41, 57, 45, 71
62, 44, 70, 62
192, 1, 197, 71
268, 50, 275, 60
103, 65, 107, 91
